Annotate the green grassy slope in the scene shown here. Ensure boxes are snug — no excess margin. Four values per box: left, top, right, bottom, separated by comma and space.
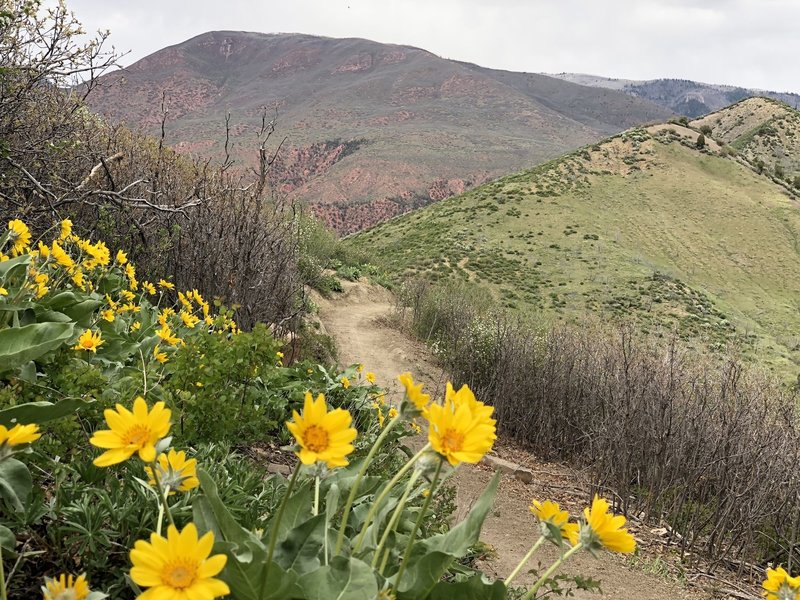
347, 126, 800, 376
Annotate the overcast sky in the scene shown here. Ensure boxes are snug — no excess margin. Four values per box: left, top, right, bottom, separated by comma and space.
68, 0, 799, 93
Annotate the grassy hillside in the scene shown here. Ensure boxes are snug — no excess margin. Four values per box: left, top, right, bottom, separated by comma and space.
347, 124, 800, 377
691, 97, 800, 187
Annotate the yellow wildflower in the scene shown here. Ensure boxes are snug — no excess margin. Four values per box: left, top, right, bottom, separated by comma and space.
42, 573, 90, 600
388, 407, 398, 419
73, 329, 103, 352
0, 423, 40, 446
116, 249, 128, 265
51, 240, 74, 269
366, 371, 376, 384
530, 500, 580, 545
398, 372, 430, 412
180, 310, 200, 329
763, 566, 800, 600
0, 287, 6, 296
131, 321, 141, 331
90, 396, 171, 466
71, 268, 86, 291
37, 241, 50, 259
7, 219, 31, 256
178, 291, 193, 309
341, 376, 350, 389
427, 383, 496, 466
158, 278, 174, 290
145, 449, 199, 494
157, 323, 182, 346
286, 392, 357, 468
142, 280, 156, 295
372, 403, 385, 428
158, 307, 175, 326
153, 344, 168, 364
580, 496, 637, 554
129, 524, 229, 599
59, 219, 72, 240
101, 309, 115, 323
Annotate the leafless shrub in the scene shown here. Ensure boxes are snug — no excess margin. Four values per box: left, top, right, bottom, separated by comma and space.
400, 278, 800, 572
0, 2, 302, 330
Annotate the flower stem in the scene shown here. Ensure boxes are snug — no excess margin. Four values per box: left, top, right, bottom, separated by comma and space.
372, 469, 422, 569
521, 543, 583, 600
505, 535, 546, 587
262, 462, 301, 598
0, 545, 7, 600
313, 476, 320, 517
149, 463, 175, 528
334, 413, 402, 556
391, 458, 444, 596
353, 442, 431, 553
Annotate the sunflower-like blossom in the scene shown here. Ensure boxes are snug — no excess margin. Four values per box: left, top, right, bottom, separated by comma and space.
73, 329, 103, 352
89, 397, 171, 466
0, 423, 40, 447
398, 372, 431, 413
763, 566, 800, 600
530, 499, 579, 545
42, 573, 91, 600
427, 384, 496, 466
51, 240, 74, 270
7, 219, 31, 256
286, 392, 357, 468
59, 219, 72, 240
145, 449, 199, 495
579, 496, 636, 554
130, 523, 229, 600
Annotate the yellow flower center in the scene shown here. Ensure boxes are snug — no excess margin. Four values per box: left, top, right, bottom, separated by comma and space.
123, 425, 151, 447
441, 428, 465, 453
303, 425, 329, 453
162, 559, 197, 588
80, 339, 95, 349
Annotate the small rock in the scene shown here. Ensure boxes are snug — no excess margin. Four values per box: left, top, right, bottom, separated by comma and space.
482, 455, 518, 474
514, 468, 534, 484
267, 463, 292, 476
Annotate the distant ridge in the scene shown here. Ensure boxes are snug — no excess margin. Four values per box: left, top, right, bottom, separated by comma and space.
87, 31, 672, 233
549, 73, 800, 118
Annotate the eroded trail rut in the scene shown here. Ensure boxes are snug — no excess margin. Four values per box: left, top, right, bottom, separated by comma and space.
315, 280, 712, 599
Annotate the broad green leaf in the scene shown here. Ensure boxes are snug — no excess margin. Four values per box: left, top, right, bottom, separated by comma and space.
0, 254, 30, 279
0, 524, 15, 552
270, 480, 312, 545
429, 574, 507, 599
397, 472, 500, 599
0, 458, 32, 512
0, 398, 94, 427
273, 514, 325, 574
0, 322, 74, 373
194, 470, 263, 550
214, 540, 300, 600
298, 556, 378, 600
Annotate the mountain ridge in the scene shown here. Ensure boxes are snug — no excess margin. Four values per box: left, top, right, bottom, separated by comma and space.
86, 31, 673, 233
550, 72, 800, 117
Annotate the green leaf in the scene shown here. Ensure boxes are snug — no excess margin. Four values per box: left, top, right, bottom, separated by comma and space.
0, 524, 15, 553
0, 398, 94, 427
270, 480, 312, 545
273, 514, 325, 574
397, 472, 500, 599
298, 556, 378, 600
193, 470, 263, 550
214, 540, 300, 600
0, 457, 32, 512
429, 574, 507, 599
0, 254, 30, 279
0, 322, 74, 373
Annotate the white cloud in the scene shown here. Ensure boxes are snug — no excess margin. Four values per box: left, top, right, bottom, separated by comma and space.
66, 0, 799, 91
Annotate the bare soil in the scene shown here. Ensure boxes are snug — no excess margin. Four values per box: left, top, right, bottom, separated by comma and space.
314, 279, 742, 599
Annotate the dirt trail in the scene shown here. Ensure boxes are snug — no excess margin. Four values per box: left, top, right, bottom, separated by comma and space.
315, 280, 714, 599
